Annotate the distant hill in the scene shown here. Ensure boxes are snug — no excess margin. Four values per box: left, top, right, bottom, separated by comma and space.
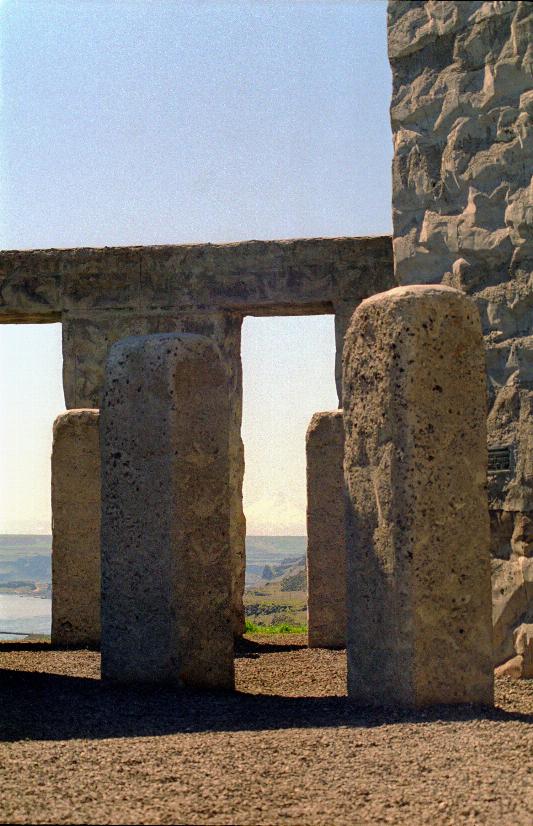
0, 534, 308, 591
245, 536, 306, 585
243, 547, 307, 627
260, 555, 306, 590
0, 535, 52, 584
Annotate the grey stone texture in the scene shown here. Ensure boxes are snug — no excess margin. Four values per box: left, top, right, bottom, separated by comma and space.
495, 620, 533, 678
306, 410, 346, 649
0, 237, 393, 636
0, 237, 393, 328
389, 1, 532, 293
100, 333, 234, 688
492, 549, 533, 667
343, 285, 494, 708
388, 0, 533, 676
51, 409, 100, 647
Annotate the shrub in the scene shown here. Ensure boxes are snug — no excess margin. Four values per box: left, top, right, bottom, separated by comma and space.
244, 620, 307, 635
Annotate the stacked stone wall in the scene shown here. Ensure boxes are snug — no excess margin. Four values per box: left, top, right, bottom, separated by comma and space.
389, 0, 533, 674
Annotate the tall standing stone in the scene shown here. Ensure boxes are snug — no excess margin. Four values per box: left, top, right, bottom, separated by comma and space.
343, 285, 493, 707
51, 409, 101, 647
100, 333, 234, 688
63, 308, 247, 638
306, 410, 346, 648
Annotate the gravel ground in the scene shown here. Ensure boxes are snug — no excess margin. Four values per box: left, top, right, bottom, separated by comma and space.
0, 635, 532, 825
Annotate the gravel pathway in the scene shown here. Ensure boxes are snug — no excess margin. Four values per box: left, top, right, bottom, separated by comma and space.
0, 635, 531, 825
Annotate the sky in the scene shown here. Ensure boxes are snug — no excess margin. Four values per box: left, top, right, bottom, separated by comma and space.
0, 0, 392, 534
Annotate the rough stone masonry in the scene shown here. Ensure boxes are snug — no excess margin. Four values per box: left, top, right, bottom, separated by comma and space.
388, 0, 533, 673
100, 333, 234, 688
343, 285, 494, 707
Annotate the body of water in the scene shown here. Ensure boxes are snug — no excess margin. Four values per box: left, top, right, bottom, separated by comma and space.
0, 594, 51, 640
0, 534, 306, 640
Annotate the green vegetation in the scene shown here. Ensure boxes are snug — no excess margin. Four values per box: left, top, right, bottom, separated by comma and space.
244, 590, 307, 627
280, 570, 306, 591
244, 547, 307, 627
244, 620, 307, 635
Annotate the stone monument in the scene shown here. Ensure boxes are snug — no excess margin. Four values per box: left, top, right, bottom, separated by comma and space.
51, 409, 101, 647
100, 332, 234, 687
0, 237, 393, 636
343, 284, 494, 707
306, 410, 345, 648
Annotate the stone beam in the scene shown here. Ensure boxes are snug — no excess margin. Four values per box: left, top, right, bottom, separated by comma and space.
0, 236, 393, 321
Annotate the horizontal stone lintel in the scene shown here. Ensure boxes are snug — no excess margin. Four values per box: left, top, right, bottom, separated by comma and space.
0, 236, 393, 320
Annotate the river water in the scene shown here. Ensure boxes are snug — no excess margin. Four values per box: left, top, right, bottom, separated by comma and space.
0, 594, 51, 639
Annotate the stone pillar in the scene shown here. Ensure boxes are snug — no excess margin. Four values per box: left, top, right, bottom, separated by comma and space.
334, 301, 359, 404
100, 332, 234, 688
306, 410, 346, 648
62, 309, 246, 636
343, 285, 493, 708
51, 409, 100, 647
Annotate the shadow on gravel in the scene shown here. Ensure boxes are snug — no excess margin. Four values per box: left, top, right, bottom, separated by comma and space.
234, 638, 307, 657
0, 642, 61, 652
0, 667, 531, 743
0, 637, 303, 657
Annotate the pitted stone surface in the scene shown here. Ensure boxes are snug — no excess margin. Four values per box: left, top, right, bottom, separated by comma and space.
343, 285, 493, 707
388, 0, 533, 680
51, 409, 100, 647
0, 236, 393, 323
100, 333, 234, 688
492, 552, 533, 666
62, 309, 246, 636
306, 410, 346, 649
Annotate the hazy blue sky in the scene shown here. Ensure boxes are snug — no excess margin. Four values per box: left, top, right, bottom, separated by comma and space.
0, 0, 392, 534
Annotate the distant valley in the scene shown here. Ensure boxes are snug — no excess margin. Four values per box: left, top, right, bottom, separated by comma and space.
0, 535, 52, 598
244, 537, 307, 628
0, 535, 307, 626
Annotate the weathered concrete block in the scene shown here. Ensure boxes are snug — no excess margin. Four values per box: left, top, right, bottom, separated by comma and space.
100, 333, 234, 688
343, 285, 493, 707
306, 410, 346, 648
51, 409, 100, 647
63, 309, 247, 637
